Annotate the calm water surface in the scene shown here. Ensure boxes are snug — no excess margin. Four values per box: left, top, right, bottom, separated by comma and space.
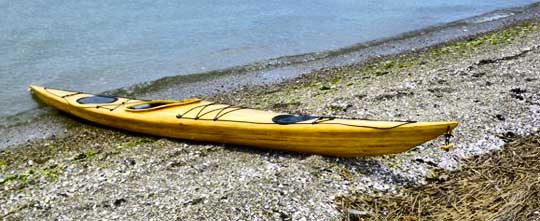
0, 0, 538, 122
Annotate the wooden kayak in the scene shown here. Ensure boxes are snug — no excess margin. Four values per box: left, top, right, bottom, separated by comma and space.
29, 85, 457, 156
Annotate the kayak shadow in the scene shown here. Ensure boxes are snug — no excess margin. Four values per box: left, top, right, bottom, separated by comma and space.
325, 156, 412, 185
220, 143, 314, 159
217, 143, 411, 184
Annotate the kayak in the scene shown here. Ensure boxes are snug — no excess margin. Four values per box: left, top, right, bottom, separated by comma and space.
29, 85, 457, 156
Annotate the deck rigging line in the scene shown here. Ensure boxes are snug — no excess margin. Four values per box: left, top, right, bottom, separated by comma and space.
42, 87, 418, 130
175, 102, 417, 129
43, 87, 137, 111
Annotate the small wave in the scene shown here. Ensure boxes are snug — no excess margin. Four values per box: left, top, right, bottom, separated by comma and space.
472, 12, 514, 23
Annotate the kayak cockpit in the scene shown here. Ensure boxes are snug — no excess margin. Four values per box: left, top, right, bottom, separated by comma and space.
73, 93, 202, 112
128, 102, 168, 110
125, 98, 202, 112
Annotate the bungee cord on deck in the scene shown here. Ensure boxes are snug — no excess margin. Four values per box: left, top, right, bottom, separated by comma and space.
175, 102, 416, 129
42, 87, 418, 129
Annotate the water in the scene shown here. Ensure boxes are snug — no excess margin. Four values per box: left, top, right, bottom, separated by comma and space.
0, 0, 538, 124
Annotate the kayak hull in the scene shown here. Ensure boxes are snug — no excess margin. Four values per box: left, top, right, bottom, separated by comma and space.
29, 85, 457, 156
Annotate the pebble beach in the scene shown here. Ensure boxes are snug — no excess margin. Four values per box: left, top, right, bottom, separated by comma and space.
2, 17, 540, 221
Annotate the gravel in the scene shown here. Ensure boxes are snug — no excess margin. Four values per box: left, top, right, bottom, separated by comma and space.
1, 22, 540, 220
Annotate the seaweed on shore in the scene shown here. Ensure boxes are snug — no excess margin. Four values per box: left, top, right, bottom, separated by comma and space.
338, 136, 540, 220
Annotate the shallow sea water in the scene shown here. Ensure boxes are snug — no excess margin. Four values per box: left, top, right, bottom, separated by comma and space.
0, 0, 538, 123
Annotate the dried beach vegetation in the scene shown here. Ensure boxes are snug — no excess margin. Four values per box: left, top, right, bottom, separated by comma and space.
339, 136, 540, 220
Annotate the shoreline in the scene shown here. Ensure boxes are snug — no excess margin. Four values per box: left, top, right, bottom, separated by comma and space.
2, 13, 540, 221
2, 3, 540, 134
119, 2, 540, 99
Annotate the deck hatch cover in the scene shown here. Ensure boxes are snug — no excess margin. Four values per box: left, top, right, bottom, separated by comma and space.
76, 95, 118, 104
272, 115, 319, 125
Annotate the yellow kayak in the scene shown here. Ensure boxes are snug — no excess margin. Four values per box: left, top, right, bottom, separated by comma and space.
29, 85, 457, 156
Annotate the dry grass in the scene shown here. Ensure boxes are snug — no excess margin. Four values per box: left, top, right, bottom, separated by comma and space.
338, 136, 540, 221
